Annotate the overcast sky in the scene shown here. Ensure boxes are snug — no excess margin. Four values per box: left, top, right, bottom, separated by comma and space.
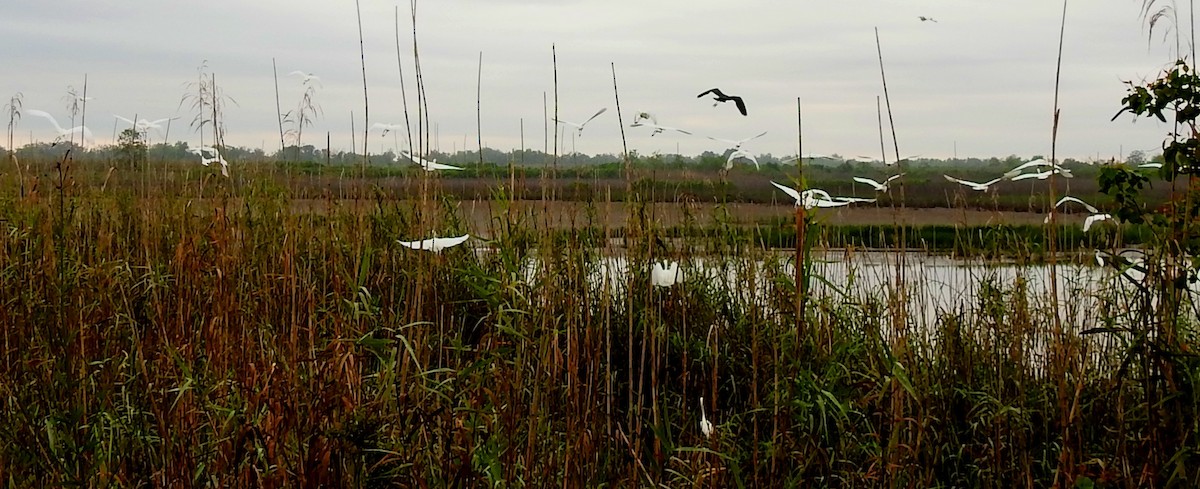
0, 1, 1187, 161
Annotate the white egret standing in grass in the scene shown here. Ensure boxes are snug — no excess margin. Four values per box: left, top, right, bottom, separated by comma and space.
25, 109, 95, 147
699, 397, 715, 438
553, 108, 607, 136
397, 234, 470, 253
853, 173, 904, 192
943, 175, 1002, 191
400, 151, 463, 171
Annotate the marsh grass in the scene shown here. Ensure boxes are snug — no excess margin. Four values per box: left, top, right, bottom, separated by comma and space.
0, 154, 1195, 487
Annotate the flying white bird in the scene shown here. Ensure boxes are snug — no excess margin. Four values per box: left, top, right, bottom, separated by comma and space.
1083, 214, 1114, 232
651, 261, 680, 287
1138, 162, 1163, 169
1003, 158, 1073, 179
630, 118, 692, 137
400, 151, 463, 171
288, 71, 322, 85
633, 112, 656, 124
114, 115, 178, 135
1010, 168, 1070, 181
1053, 196, 1100, 214
189, 146, 229, 177
370, 122, 406, 137
553, 108, 607, 136
707, 131, 767, 150
1045, 196, 1112, 231
725, 149, 759, 170
25, 109, 95, 147
699, 397, 715, 438
853, 173, 904, 192
770, 181, 854, 209
397, 234, 470, 253
833, 196, 877, 204
943, 175, 1002, 191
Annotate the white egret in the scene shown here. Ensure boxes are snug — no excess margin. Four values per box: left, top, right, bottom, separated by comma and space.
697, 88, 748, 116
770, 181, 853, 209
25, 109, 95, 146
288, 70, 322, 85
400, 151, 463, 171
943, 175, 1002, 191
1010, 168, 1070, 181
114, 115, 177, 135
630, 119, 692, 137
1054, 196, 1100, 214
651, 261, 680, 287
853, 173, 904, 192
699, 397, 715, 438
1003, 158, 1073, 179
1138, 162, 1163, 169
1094, 249, 1148, 283
553, 108, 607, 136
189, 146, 229, 177
725, 149, 759, 170
1083, 214, 1114, 232
370, 122, 406, 137
397, 234, 470, 253
707, 131, 767, 150
833, 196, 877, 204
1045, 196, 1112, 231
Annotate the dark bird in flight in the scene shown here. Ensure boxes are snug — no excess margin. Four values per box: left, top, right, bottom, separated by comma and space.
697, 88, 748, 116
918, 16, 937, 22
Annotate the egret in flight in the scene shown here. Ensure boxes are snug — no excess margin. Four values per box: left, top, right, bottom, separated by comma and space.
553, 108, 607, 136
707, 131, 767, 150
288, 71, 322, 86
853, 173, 904, 192
25, 109, 95, 147
651, 261, 680, 287
771, 181, 854, 209
943, 175, 1002, 191
400, 151, 463, 171
397, 235, 470, 253
725, 149, 759, 170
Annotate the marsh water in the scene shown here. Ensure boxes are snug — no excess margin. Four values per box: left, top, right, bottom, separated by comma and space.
515, 249, 1175, 369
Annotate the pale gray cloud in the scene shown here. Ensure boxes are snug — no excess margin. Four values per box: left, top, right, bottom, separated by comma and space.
0, 0, 1180, 161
